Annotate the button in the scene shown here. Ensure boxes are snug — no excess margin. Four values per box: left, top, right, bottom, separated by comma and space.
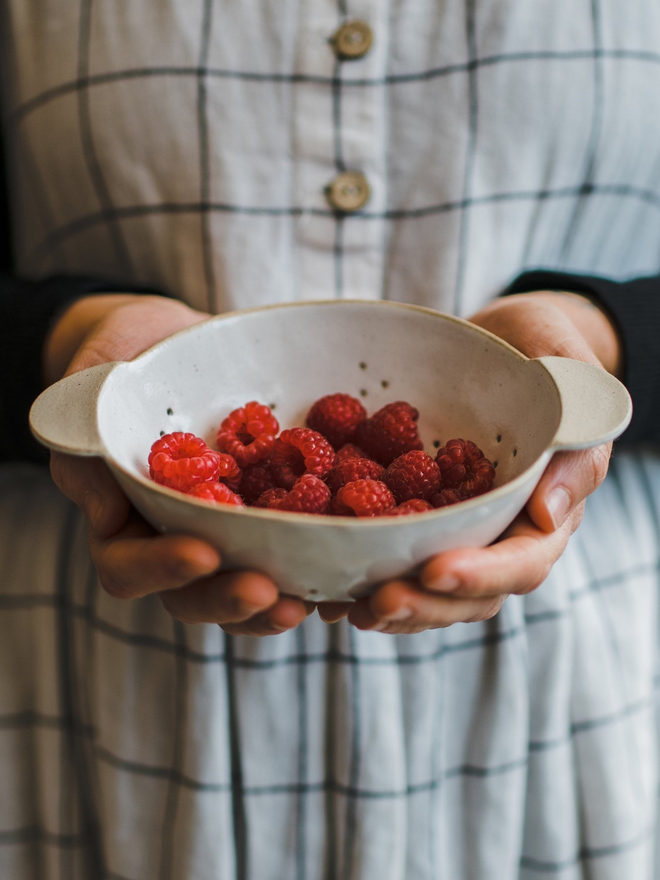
326, 172, 371, 212
332, 20, 373, 60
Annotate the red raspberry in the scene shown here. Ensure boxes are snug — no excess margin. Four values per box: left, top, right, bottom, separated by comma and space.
336, 443, 370, 463
355, 401, 423, 466
306, 393, 367, 450
216, 453, 242, 492
435, 439, 496, 498
187, 482, 245, 506
334, 479, 396, 517
431, 488, 467, 508
149, 432, 222, 492
325, 457, 385, 495
435, 438, 481, 485
217, 401, 279, 467
383, 450, 441, 502
266, 474, 331, 515
385, 499, 434, 516
270, 428, 337, 489
254, 488, 287, 508
239, 462, 278, 505
461, 459, 497, 497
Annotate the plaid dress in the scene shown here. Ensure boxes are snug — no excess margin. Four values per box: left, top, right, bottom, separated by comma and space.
2, 1, 660, 877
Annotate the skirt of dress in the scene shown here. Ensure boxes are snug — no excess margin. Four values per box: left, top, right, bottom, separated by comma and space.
1, 451, 659, 880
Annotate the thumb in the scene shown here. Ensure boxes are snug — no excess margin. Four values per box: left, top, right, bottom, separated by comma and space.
469, 295, 602, 366
64, 297, 208, 377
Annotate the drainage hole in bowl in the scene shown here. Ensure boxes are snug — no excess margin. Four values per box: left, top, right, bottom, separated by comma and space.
360, 389, 368, 397
160, 430, 165, 437
493, 461, 498, 468
269, 402, 277, 410
513, 448, 517, 457
381, 380, 390, 388
167, 408, 173, 416
496, 434, 502, 443
433, 439, 441, 448
359, 361, 367, 370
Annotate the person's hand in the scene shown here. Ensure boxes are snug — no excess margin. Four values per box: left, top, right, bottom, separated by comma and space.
47, 294, 313, 635
319, 291, 622, 633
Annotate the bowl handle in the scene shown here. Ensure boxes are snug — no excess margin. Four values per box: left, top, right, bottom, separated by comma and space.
29, 362, 119, 457
536, 356, 632, 451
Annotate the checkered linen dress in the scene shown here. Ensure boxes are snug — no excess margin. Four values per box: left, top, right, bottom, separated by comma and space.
2, 1, 660, 878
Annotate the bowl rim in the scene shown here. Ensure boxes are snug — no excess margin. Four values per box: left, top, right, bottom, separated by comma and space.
102, 299, 553, 528
124, 298, 533, 366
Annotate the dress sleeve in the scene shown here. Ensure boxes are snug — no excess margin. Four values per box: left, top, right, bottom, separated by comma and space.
0, 122, 166, 463
505, 270, 660, 447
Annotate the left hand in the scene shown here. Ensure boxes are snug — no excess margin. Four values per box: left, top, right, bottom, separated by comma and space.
318, 291, 622, 633
46, 294, 313, 636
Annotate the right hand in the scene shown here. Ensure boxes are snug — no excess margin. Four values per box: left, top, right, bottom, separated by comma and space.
47, 293, 313, 636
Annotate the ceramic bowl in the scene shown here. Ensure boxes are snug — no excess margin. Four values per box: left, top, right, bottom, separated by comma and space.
30, 301, 632, 602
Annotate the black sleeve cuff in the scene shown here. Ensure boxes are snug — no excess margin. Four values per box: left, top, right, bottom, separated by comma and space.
0, 274, 167, 463
504, 270, 660, 446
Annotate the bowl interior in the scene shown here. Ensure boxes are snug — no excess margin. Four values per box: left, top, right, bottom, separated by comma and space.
96, 302, 561, 488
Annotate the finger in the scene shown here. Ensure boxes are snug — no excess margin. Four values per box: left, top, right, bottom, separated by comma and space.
50, 452, 130, 539
317, 601, 352, 623
89, 511, 222, 599
221, 596, 314, 636
159, 570, 279, 625
469, 295, 601, 365
526, 444, 611, 532
348, 581, 506, 634
418, 508, 582, 599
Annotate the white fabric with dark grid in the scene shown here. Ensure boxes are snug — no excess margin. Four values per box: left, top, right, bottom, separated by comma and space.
2, 1, 660, 878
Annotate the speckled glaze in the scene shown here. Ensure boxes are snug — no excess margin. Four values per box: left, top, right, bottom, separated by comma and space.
30, 301, 632, 602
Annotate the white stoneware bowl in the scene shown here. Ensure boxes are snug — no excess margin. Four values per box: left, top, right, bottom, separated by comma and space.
30, 301, 632, 602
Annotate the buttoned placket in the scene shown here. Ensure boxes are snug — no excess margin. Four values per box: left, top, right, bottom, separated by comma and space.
292, 0, 389, 301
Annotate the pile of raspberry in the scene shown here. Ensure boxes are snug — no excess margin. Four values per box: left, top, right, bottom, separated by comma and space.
147, 393, 496, 517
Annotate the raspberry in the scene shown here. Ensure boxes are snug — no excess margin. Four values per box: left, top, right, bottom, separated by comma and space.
383, 450, 441, 503
336, 443, 370, 463
239, 462, 278, 505
216, 453, 243, 492
355, 401, 423, 466
270, 428, 337, 489
385, 499, 434, 516
435, 439, 496, 498
149, 432, 222, 492
435, 438, 481, 485
334, 479, 396, 517
187, 482, 245, 506
217, 401, 279, 467
431, 488, 467, 508
265, 474, 331, 514
306, 393, 367, 450
325, 457, 385, 495
255, 488, 287, 508
461, 459, 497, 497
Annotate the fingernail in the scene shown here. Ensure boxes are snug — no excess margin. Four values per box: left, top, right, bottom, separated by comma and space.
179, 553, 220, 580
423, 574, 461, 593
546, 487, 571, 529
383, 605, 412, 622
234, 596, 268, 616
